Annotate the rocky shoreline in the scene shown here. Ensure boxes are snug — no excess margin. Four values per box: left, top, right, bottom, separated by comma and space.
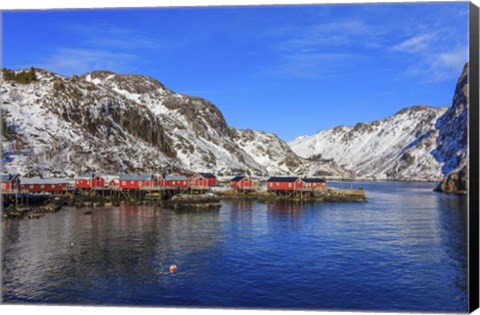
164, 193, 222, 210
2, 188, 366, 220
3, 199, 64, 219
215, 188, 366, 202
433, 165, 468, 195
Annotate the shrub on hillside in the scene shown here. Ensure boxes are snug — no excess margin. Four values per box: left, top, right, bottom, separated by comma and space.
2, 68, 37, 84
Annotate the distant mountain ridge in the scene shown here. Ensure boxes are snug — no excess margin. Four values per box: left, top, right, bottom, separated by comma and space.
0, 67, 352, 178
1, 64, 468, 184
289, 63, 469, 183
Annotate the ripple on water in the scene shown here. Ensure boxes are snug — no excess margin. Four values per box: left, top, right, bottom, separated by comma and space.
2, 182, 468, 311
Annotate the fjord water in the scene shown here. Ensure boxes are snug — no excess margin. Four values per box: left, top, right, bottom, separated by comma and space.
2, 182, 467, 311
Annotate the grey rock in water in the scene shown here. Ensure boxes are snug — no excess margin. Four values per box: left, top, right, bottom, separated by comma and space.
434, 164, 468, 194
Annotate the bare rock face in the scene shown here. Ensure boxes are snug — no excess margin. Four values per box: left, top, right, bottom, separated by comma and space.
434, 164, 468, 194
432, 63, 469, 175
433, 63, 469, 193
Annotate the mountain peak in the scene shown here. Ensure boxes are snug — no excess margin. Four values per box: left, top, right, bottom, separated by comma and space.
82, 71, 168, 95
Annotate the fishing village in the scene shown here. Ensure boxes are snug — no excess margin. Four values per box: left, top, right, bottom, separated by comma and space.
1, 172, 366, 220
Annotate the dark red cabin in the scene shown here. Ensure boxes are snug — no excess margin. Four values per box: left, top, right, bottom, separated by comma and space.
75, 173, 105, 189
20, 177, 69, 193
230, 176, 255, 189
119, 174, 157, 190
190, 172, 217, 188
302, 177, 326, 189
164, 173, 189, 188
0, 174, 20, 193
266, 176, 304, 191
109, 178, 119, 188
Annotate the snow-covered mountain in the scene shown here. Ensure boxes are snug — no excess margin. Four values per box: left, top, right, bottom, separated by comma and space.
1, 67, 351, 178
289, 63, 469, 182
230, 128, 354, 178
2, 64, 468, 182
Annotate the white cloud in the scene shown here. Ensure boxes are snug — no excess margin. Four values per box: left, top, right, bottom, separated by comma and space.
389, 26, 467, 82
266, 19, 378, 78
272, 52, 358, 79
390, 33, 437, 53
405, 47, 468, 82
273, 20, 378, 52
67, 23, 169, 49
36, 48, 138, 76
433, 48, 469, 69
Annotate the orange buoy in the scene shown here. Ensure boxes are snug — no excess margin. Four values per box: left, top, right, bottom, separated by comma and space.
169, 265, 177, 273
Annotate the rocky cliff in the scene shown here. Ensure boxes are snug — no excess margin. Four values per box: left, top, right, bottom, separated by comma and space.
433, 63, 469, 193
1, 67, 351, 178
289, 63, 469, 183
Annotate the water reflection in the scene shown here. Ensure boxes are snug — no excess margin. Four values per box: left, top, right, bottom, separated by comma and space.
434, 195, 468, 300
2, 182, 468, 311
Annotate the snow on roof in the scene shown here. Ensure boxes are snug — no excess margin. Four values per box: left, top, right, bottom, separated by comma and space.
0, 174, 18, 182
267, 176, 301, 183
119, 174, 156, 180
20, 177, 69, 185
165, 174, 188, 180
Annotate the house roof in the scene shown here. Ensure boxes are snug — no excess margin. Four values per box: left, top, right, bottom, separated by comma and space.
198, 172, 216, 179
0, 174, 19, 182
119, 174, 156, 181
165, 175, 188, 180
303, 178, 326, 183
267, 176, 301, 183
20, 177, 69, 185
231, 176, 246, 182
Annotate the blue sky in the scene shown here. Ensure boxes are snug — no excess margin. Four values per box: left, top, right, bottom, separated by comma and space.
2, 2, 469, 141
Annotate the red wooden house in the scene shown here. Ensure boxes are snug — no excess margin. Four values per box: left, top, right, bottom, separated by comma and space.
190, 172, 217, 188
20, 177, 69, 193
109, 178, 119, 188
230, 176, 255, 189
303, 177, 326, 189
163, 173, 189, 188
0, 174, 20, 193
266, 177, 304, 191
75, 173, 105, 189
119, 174, 157, 190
